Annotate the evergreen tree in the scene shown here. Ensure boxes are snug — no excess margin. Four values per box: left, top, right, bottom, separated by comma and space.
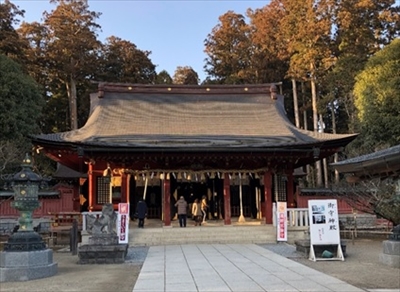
353, 38, 400, 152
0, 0, 28, 62
204, 11, 252, 84
155, 70, 173, 84
173, 66, 200, 85
0, 54, 44, 173
96, 36, 156, 84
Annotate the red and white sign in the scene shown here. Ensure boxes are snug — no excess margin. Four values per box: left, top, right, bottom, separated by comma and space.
276, 202, 287, 241
119, 203, 129, 215
117, 203, 129, 244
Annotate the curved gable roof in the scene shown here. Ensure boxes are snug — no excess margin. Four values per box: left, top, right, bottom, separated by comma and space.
33, 83, 357, 150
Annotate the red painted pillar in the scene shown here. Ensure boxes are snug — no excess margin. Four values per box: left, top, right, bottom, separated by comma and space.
286, 170, 295, 208
88, 163, 93, 211
264, 171, 273, 224
73, 184, 80, 212
121, 172, 128, 203
163, 178, 171, 226
223, 173, 231, 225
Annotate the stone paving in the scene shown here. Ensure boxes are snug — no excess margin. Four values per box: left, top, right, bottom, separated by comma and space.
133, 244, 365, 292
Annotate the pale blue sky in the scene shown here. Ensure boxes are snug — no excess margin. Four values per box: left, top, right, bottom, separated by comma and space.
12, 0, 269, 82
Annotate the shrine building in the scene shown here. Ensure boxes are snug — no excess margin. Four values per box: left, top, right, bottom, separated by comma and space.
31, 83, 357, 226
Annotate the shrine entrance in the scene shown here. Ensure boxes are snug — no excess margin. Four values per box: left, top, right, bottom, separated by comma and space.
129, 175, 267, 224
171, 179, 224, 221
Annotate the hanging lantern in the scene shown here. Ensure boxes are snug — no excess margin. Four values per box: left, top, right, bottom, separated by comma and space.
103, 163, 112, 184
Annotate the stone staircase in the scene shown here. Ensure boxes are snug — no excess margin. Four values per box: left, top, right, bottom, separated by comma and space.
128, 225, 278, 246
79, 218, 308, 247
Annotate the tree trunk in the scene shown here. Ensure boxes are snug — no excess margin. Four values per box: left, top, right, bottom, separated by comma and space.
70, 77, 78, 130
301, 81, 308, 130
301, 81, 311, 185
311, 75, 322, 187
331, 104, 339, 183
65, 81, 72, 129
292, 78, 300, 128
319, 114, 329, 188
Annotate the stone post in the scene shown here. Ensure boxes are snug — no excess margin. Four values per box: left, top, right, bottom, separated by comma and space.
379, 225, 400, 268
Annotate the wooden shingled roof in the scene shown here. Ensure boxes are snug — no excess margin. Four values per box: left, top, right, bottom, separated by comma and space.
330, 144, 400, 178
32, 83, 357, 151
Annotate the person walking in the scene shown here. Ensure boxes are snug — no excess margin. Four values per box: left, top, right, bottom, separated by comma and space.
201, 195, 208, 224
192, 199, 202, 226
136, 198, 147, 228
175, 196, 188, 227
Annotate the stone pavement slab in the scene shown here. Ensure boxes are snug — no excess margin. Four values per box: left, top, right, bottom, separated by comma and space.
132, 244, 365, 292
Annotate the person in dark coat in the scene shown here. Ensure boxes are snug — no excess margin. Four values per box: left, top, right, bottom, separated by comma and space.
136, 198, 147, 228
174, 196, 188, 227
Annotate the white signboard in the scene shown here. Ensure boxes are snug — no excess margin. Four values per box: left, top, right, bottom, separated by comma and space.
308, 199, 340, 244
276, 202, 287, 241
308, 199, 344, 261
117, 203, 130, 244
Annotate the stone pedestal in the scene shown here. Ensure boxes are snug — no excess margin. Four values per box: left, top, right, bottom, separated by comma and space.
78, 234, 128, 264
379, 240, 400, 268
89, 234, 119, 245
295, 239, 347, 257
0, 249, 58, 282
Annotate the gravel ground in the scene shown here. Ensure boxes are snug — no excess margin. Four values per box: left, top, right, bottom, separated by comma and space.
1, 247, 149, 292
1, 239, 399, 291
125, 245, 149, 265
260, 239, 400, 291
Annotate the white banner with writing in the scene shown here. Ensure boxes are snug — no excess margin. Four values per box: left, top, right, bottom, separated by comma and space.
276, 202, 287, 241
117, 203, 130, 244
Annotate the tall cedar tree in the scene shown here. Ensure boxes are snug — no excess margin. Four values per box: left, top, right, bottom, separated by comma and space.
0, 0, 28, 63
278, 0, 336, 187
97, 36, 157, 84
40, 0, 101, 130
204, 11, 253, 84
173, 66, 200, 85
247, 2, 289, 84
322, 0, 400, 136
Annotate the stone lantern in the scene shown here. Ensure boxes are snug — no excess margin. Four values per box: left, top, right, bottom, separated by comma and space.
0, 154, 57, 282
4, 154, 45, 251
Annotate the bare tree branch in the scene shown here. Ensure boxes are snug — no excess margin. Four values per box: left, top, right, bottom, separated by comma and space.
333, 177, 400, 226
